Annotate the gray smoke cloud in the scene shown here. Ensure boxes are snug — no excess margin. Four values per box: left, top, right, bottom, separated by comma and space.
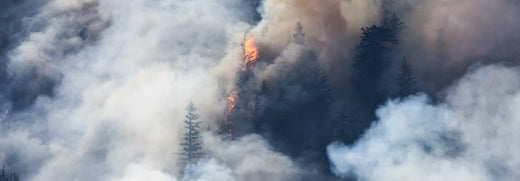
2, 0, 520, 180
387, 0, 520, 94
249, 0, 520, 102
0, 0, 300, 180
328, 64, 520, 180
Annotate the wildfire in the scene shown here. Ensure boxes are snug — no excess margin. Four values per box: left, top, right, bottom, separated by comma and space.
223, 36, 260, 137
242, 36, 260, 71
225, 91, 238, 137
226, 91, 239, 116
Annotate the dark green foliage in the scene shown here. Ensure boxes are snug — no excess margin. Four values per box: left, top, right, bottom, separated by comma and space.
331, 112, 369, 144
350, 9, 403, 122
397, 57, 419, 98
0, 166, 18, 181
318, 67, 334, 104
255, 22, 334, 157
252, 80, 269, 118
180, 102, 204, 164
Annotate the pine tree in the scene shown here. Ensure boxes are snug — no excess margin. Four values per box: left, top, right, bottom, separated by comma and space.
397, 57, 419, 98
293, 22, 305, 44
350, 9, 403, 122
252, 80, 269, 118
180, 102, 204, 164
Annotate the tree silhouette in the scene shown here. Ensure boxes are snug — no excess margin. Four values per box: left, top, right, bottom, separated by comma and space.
397, 57, 419, 98
255, 22, 334, 157
180, 102, 204, 164
293, 22, 305, 44
0, 166, 18, 181
350, 9, 403, 123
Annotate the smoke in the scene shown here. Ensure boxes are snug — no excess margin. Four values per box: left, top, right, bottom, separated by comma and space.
1, 0, 325, 180
2, 0, 520, 180
181, 159, 234, 181
201, 133, 300, 181
328, 64, 520, 181
386, 0, 520, 94
0, 0, 261, 180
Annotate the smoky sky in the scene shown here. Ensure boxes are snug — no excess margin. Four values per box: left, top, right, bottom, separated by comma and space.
1, 0, 520, 181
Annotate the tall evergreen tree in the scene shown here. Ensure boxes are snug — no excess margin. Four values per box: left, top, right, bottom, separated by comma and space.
252, 80, 269, 119
180, 102, 204, 164
397, 57, 419, 98
257, 22, 334, 157
350, 9, 403, 122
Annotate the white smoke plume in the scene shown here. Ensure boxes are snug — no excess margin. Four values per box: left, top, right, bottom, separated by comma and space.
328, 64, 520, 181
0, 0, 291, 180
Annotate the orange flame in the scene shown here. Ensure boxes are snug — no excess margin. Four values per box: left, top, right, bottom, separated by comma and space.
225, 91, 238, 137
226, 91, 239, 116
242, 36, 260, 71
223, 36, 259, 137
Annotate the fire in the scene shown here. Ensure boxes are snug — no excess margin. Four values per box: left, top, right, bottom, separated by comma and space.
226, 91, 239, 116
242, 36, 260, 71
225, 91, 238, 137
223, 36, 259, 137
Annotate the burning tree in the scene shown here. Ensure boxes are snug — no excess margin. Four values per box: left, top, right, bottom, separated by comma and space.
179, 102, 204, 164
242, 36, 260, 72
221, 35, 261, 137
224, 91, 238, 136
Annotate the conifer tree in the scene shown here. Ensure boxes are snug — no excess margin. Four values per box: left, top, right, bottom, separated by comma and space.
293, 22, 305, 44
180, 102, 204, 164
397, 57, 419, 98
350, 9, 403, 122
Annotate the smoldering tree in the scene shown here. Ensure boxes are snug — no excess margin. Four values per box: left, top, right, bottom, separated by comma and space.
397, 57, 419, 98
179, 102, 204, 164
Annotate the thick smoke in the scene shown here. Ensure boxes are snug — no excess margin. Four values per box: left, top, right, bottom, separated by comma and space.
1, 0, 520, 180
1, 0, 108, 111
328, 65, 520, 181
0, 0, 271, 180
387, 0, 520, 94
